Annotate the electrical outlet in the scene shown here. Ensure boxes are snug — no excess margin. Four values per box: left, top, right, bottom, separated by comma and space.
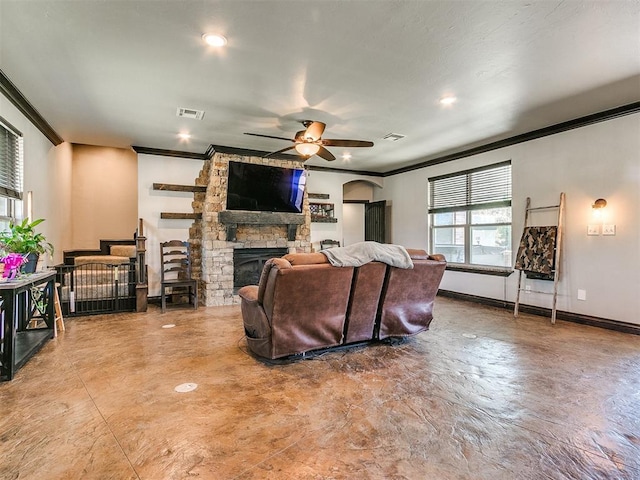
577, 289, 586, 301
525, 285, 531, 294
602, 224, 616, 236
587, 225, 600, 235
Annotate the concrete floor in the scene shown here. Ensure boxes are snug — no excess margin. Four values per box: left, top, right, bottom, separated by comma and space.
1, 297, 639, 480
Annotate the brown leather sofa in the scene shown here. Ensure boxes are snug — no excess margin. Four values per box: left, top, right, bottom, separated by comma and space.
238, 249, 446, 360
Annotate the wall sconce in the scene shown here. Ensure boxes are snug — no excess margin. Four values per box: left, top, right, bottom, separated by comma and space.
592, 198, 607, 209
588, 198, 615, 236
592, 198, 606, 220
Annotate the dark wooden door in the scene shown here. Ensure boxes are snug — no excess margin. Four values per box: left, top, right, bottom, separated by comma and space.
365, 200, 386, 243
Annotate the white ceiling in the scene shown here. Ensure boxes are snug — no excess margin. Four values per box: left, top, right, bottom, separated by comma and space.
1, 0, 639, 173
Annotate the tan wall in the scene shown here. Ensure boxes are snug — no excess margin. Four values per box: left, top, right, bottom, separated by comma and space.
343, 180, 374, 201
71, 144, 137, 249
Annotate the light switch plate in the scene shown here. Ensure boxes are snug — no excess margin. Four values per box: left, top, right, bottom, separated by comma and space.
577, 289, 586, 301
587, 225, 600, 235
602, 224, 616, 236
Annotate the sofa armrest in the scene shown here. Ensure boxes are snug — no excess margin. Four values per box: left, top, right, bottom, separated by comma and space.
428, 254, 446, 262
238, 285, 259, 303
239, 285, 273, 359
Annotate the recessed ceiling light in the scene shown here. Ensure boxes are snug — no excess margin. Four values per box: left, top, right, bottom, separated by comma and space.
202, 33, 227, 47
342, 152, 352, 161
440, 95, 457, 106
178, 133, 191, 140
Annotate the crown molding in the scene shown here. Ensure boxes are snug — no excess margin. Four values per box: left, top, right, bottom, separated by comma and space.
384, 102, 640, 176
0, 69, 64, 145
131, 146, 210, 160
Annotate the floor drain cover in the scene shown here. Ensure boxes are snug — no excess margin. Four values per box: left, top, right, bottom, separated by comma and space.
174, 383, 198, 393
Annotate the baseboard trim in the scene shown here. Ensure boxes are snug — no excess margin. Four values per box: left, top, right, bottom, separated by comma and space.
437, 289, 640, 336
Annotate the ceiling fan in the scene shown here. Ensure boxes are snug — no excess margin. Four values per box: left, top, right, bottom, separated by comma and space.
244, 121, 374, 161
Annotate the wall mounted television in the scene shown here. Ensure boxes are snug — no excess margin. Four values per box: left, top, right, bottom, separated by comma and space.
226, 161, 307, 213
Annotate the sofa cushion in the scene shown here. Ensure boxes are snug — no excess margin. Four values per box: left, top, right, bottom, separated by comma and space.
345, 262, 387, 343
266, 263, 354, 358
378, 258, 446, 339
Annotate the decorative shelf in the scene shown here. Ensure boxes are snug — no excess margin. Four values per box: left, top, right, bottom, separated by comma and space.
160, 212, 202, 220
309, 203, 336, 223
153, 183, 207, 193
311, 216, 338, 223
308, 193, 330, 200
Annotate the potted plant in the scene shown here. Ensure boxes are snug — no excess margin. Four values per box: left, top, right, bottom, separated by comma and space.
0, 218, 54, 274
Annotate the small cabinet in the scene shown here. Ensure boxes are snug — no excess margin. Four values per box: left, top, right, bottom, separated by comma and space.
0, 271, 56, 381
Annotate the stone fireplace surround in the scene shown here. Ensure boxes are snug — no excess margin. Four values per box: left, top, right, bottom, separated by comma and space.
189, 153, 312, 306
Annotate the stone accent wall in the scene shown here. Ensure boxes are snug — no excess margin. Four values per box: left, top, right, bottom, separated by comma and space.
189, 152, 311, 306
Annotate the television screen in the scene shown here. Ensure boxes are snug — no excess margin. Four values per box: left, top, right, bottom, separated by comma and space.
226, 161, 306, 213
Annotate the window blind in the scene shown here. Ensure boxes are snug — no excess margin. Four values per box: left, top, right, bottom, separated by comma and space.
0, 118, 23, 200
428, 161, 511, 214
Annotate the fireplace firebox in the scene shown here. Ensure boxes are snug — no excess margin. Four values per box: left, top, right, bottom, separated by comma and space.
233, 248, 288, 292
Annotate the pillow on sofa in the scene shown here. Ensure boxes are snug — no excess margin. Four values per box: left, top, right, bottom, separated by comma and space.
282, 252, 329, 266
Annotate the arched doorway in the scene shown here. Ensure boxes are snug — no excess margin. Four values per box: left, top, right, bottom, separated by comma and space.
343, 180, 386, 245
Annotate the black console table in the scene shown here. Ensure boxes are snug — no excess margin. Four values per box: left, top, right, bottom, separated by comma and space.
0, 271, 56, 381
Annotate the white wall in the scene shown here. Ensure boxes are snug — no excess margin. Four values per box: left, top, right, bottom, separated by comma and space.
306, 170, 383, 252
377, 113, 640, 325
138, 154, 204, 296
343, 203, 365, 246
0, 98, 71, 266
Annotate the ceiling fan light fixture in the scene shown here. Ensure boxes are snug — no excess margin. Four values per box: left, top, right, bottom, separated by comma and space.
295, 143, 320, 157
202, 33, 227, 47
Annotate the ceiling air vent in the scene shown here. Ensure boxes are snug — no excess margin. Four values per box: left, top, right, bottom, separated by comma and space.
382, 133, 405, 142
176, 107, 205, 120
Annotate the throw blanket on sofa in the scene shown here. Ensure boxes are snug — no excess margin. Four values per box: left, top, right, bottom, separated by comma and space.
321, 241, 414, 269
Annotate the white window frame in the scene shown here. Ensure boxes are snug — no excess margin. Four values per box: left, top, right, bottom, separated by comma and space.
0, 116, 24, 229
428, 161, 512, 267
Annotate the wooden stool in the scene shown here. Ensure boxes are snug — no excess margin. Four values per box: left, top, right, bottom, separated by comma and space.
53, 282, 65, 337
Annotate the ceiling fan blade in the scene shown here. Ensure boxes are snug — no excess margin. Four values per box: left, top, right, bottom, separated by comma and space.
244, 132, 294, 142
322, 139, 374, 148
316, 146, 336, 161
304, 121, 326, 141
264, 145, 297, 157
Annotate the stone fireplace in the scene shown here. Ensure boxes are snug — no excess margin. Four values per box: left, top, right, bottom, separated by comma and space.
189, 152, 311, 306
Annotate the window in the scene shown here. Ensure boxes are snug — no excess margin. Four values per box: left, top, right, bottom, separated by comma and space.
428, 161, 512, 267
0, 116, 24, 231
